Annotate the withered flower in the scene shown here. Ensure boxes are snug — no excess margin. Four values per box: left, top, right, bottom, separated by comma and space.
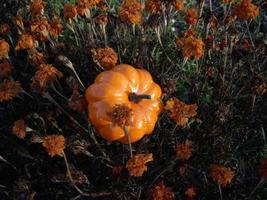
30, 19, 51, 41
146, 181, 174, 200
233, 0, 259, 20
126, 153, 153, 177
248, 75, 266, 96
12, 120, 27, 139
108, 104, 133, 127
112, 165, 124, 177
185, 8, 198, 25
0, 39, 10, 59
145, 0, 162, 14
259, 158, 267, 180
0, 24, 10, 35
31, 64, 63, 91
0, 60, 12, 78
42, 134, 65, 157
210, 164, 234, 187
174, 0, 184, 11
165, 97, 198, 127
68, 85, 87, 113
49, 16, 62, 37
63, 3, 78, 20
15, 34, 35, 50
185, 186, 197, 199
92, 47, 118, 69
27, 49, 46, 67
0, 80, 22, 102
119, 0, 142, 24
176, 140, 193, 160
30, 0, 45, 17
97, 14, 108, 25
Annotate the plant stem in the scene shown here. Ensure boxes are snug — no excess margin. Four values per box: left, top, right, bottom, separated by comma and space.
123, 126, 133, 158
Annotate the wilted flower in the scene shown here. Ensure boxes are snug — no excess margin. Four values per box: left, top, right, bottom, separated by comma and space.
176, 140, 193, 160
108, 104, 133, 127
12, 120, 27, 139
248, 75, 266, 96
31, 64, 63, 91
259, 158, 267, 180
126, 153, 153, 177
233, 0, 259, 20
210, 164, 234, 187
92, 47, 118, 69
0, 60, 12, 78
15, 34, 35, 50
0, 80, 22, 102
42, 134, 65, 157
0, 24, 10, 35
145, 0, 162, 14
165, 97, 198, 126
97, 14, 108, 25
28, 49, 46, 67
185, 186, 197, 199
30, 19, 51, 41
174, 0, 184, 11
63, 3, 77, 20
30, 0, 45, 17
146, 181, 174, 200
119, 0, 142, 24
0, 39, 10, 59
185, 8, 198, 25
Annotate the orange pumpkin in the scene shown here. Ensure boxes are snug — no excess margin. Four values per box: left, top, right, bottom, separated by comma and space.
85, 64, 162, 143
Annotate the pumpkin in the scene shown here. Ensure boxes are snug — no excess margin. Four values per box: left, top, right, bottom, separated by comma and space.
85, 64, 162, 143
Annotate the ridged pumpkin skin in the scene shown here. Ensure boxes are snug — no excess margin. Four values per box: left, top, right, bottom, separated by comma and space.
85, 64, 162, 143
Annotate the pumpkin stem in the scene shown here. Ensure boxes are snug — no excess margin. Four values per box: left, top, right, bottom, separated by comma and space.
123, 126, 133, 158
128, 93, 151, 103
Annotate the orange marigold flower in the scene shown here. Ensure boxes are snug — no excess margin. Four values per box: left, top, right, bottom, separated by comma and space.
174, 0, 184, 11
30, 0, 45, 17
15, 15, 24, 29
176, 140, 193, 160
145, 0, 162, 14
31, 64, 63, 91
63, 3, 78, 20
28, 49, 46, 67
30, 19, 51, 41
77, 0, 101, 15
0, 60, 12, 78
0, 39, 10, 59
15, 34, 35, 50
119, 0, 142, 24
0, 80, 22, 102
210, 164, 234, 187
185, 8, 198, 25
12, 120, 27, 139
42, 134, 65, 157
49, 17, 62, 37
126, 153, 153, 177
98, 0, 109, 12
97, 14, 108, 25
0, 24, 10, 35
259, 158, 267, 179
165, 97, 198, 126
233, 0, 259, 20
92, 47, 118, 69
108, 104, 133, 127
185, 186, 197, 199
146, 181, 174, 200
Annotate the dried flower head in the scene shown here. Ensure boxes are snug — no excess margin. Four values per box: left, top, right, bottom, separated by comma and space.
176, 140, 193, 160
97, 14, 108, 25
0, 39, 10, 59
248, 75, 266, 96
210, 164, 234, 187
49, 16, 62, 37
112, 165, 124, 177
12, 120, 27, 139
174, 0, 184, 11
119, 0, 142, 24
259, 158, 267, 179
31, 64, 63, 91
165, 97, 198, 126
0, 80, 22, 102
0, 24, 10, 35
28, 49, 46, 67
126, 153, 153, 177
146, 181, 174, 200
145, 0, 162, 14
108, 104, 133, 127
30, 0, 45, 17
233, 0, 259, 20
68, 85, 87, 113
42, 134, 65, 157
185, 8, 198, 25
63, 3, 78, 20
30, 19, 51, 41
15, 34, 35, 50
185, 186, 197, 199
92, 47, 118, 69
0, 60, 12, 78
